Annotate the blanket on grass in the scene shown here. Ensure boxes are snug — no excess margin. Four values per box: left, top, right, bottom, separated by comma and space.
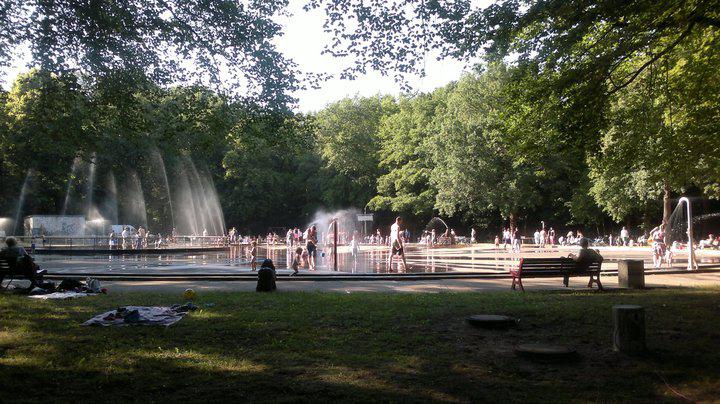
29, 291, 96, 300
83, 304, 197, 327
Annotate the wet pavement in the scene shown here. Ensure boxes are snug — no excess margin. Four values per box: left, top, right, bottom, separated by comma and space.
33, 243, 720, 276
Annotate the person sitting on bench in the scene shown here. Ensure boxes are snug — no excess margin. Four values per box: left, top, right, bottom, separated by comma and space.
566, 238, 603, 287
1, 237, 42, 287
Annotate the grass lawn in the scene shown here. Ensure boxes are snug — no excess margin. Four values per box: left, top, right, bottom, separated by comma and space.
1, 287, 719, 402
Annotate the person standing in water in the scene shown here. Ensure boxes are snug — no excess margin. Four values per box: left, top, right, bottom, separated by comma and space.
137, 226, 147, 249
291, 246, 302, 276
121, 226, 130, 249
306, 225, 318, 270
350, 234, 360, 259
108, 230, 116, 250
388, 216, 409, 270
249, 240, 257, 271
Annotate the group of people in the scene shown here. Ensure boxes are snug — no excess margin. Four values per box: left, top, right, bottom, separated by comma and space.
365, 227, 410, 246
280, 218, 410, 273
419, 228, 457, 246
650, 224, 674, 268
496, 227, 523, 252
283, 225, 319, 273
107, 226, 225, 250
698, 233, 720, 250
532, 227, 557, 247
108, 226, 162, 250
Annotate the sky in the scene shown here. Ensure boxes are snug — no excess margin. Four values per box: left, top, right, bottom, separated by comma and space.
1, 1, 485, 113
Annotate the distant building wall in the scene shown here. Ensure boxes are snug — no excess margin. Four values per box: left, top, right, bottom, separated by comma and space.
24, 215, 86, 237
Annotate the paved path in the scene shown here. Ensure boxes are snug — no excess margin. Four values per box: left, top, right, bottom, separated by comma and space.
101, 271, 720, 294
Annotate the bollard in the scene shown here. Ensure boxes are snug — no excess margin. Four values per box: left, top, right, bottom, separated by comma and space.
613, 305, 645, 354
618, 260, 645, 289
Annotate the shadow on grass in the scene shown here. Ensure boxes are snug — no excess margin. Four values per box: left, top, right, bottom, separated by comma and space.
1, 289, 719, 401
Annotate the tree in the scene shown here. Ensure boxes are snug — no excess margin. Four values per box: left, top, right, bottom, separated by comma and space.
367, 91, 446, 217
314, 96, 397, 209
0, 0, 301, 108
222, 111, 321, 229
308, 0, 720, 95
430, 64, 541, 229
1, 69, 91, 213
589, 29, 720, 226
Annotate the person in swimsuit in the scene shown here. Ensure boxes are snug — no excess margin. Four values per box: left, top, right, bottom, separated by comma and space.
249, 240, 257, 271
306, 225, 317, 270
650, 224, 666, 268
291, 246, 302, 276
388, 217, 408, 270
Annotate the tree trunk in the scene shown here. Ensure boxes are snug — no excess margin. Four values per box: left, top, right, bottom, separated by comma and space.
663, 180, 671, 244
508, 212, 517, 232
613, 305, 646, 355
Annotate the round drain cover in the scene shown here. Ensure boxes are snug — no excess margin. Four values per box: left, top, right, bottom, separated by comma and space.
466, 315, 517, 329
514, 344, 578, 362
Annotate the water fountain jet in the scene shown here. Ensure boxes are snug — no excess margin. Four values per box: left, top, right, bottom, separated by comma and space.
13, 169, 33, 235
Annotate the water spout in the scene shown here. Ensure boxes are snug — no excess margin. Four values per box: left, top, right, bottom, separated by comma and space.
84, 152, 97, 217
120, 170, 148, 229
151, 148, 175, 230
61, 156, 82, 215
13, 170, 33, 235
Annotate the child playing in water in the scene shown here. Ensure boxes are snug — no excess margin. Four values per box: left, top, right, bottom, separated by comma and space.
291, 246, 302, 276
250, 240, 257, 271
301, 247, 309, 268
350, 235, 360, 259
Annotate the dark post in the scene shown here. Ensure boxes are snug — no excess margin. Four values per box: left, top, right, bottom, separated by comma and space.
613, 305, 646, 354
333, 219, 338, 271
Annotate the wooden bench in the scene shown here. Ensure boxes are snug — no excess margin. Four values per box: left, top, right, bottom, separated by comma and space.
510, 257, 603, 292
0, 256, 44, 289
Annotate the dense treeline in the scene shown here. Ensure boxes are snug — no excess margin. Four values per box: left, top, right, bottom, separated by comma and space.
1, 1, 719, 237
1, 51, 718, 238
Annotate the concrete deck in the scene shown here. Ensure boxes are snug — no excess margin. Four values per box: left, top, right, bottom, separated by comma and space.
99, 271, 720, 294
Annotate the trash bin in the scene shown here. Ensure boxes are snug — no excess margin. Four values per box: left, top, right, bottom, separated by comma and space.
618, 260, 644, 289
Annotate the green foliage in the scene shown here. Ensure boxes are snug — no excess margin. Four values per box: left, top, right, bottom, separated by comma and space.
367, 92, 445, 217
429, 64, 574, 226
1, 69, 91, 212
309, 0, 720, 230
310, 0, 720, 96
223, 112, 321, 228
1, 0, 719, 234
0, 0, 299, 107
314, 96, 397, 208
589, 29, 720, 222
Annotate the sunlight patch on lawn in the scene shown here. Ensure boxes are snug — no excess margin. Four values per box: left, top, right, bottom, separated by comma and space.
313, 364, 463, 402
134, 349, 269, 373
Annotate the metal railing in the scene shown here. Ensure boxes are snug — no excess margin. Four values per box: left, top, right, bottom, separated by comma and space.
13, 235, 234, 250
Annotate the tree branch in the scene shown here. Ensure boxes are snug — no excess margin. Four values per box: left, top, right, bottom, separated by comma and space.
694, 14, 720, 28
606, 21, 695, 95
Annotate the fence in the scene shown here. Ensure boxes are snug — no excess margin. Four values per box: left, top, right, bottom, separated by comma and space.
14, 235, 232, 250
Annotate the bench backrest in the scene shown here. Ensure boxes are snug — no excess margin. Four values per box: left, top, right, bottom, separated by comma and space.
0, 256, 17, 274
518, 257, 601, 274
519, 258, 574, 272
